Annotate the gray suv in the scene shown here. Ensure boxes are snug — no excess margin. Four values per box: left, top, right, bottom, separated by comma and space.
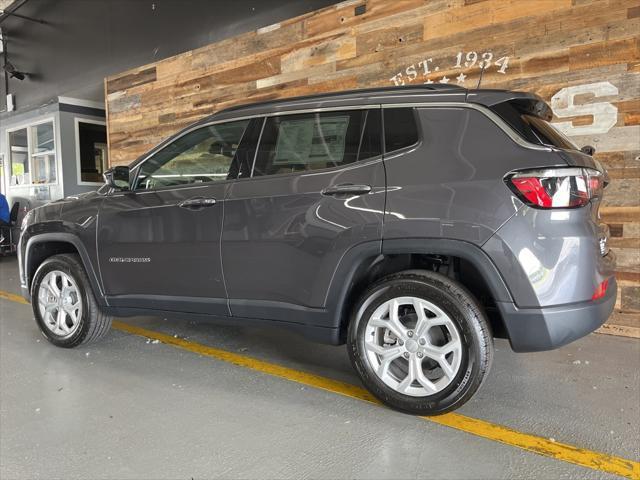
18, 85, 616, 414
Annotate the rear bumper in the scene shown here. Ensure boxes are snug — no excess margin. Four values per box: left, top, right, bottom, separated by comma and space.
497, 277, 617, 352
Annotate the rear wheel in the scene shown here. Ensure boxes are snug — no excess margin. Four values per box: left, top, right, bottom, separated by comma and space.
32, 253, 112, 348
347, 270, 493, 415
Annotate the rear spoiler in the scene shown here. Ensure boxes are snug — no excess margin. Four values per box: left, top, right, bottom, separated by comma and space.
465, 90, 552, 121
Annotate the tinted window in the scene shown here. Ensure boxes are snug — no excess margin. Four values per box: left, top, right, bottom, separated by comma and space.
384, 108, 419, 152
135, 119, 249, 190
490, 102, 578, 151
523, 115, 578, 151
252, 109, 381, 177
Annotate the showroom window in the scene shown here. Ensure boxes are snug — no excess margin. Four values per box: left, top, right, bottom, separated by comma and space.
8, 120, 57, 186
384, 108, 419, 153
252, 109, 382, 177
76, 120, 108, 184
135, 119, 250, 190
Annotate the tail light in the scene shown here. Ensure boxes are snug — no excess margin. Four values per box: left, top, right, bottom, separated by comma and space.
592, 278, 609, 301
506, 167, 604, 209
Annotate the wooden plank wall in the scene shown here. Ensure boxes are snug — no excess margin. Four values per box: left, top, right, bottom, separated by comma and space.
105, 0, 640, 336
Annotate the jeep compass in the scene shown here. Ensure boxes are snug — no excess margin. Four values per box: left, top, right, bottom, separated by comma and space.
18, 85, 616, 414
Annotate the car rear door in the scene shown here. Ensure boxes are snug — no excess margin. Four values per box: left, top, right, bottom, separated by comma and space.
222, 107, 386, 326
97, 118, 256, 315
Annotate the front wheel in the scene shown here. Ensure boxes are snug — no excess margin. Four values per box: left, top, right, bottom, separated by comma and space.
31, 253, 112, 348
347, 270, 493, 415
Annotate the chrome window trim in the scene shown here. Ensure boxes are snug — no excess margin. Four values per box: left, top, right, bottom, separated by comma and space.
128, 101, 550, 181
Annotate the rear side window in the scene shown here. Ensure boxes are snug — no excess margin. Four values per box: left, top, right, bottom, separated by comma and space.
490, 102, 578, 151
252, 109, 381, 177
384, 108, 419, 153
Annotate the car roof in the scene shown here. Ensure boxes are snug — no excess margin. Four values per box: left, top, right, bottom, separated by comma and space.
205, 84, 469, 122
200, 84, 546, 124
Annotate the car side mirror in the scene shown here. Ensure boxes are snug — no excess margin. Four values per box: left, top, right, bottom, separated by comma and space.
581, 145, 595, 156
103, 166, 130, 190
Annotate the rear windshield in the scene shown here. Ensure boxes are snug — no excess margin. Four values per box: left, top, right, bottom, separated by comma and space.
490, 102, 578, 151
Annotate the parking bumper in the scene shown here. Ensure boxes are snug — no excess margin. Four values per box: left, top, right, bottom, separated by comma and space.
498, 277, 617, 353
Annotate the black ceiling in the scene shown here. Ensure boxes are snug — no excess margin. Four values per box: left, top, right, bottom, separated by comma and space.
0, 0, 340, 113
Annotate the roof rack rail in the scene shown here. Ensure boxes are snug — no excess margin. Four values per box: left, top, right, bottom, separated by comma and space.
217, 84, 466, 115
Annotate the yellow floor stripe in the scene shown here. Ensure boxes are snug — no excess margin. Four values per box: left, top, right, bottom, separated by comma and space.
112, 321, 639, 480
1, 290, 638, 479
0, 290, 29, 305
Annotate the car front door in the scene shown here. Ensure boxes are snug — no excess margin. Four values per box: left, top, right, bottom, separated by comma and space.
97, 118, 253, 315
222, 108, 386, 326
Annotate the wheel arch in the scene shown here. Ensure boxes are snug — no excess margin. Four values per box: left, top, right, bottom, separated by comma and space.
24, 233, 106, 306
327, 238, 514, 343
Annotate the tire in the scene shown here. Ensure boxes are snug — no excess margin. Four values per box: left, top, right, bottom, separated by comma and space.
31, 253, 112, 348
347, 270, 493, 415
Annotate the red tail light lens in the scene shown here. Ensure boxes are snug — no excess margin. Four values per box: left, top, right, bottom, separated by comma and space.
507, 168, 603, 209
591, 278, 609, 301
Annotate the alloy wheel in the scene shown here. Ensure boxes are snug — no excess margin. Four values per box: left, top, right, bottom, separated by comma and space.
37, 270, 83, 338
363, 296, 462, 397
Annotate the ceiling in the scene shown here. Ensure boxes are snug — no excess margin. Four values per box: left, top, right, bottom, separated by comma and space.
0, 0, 340, 114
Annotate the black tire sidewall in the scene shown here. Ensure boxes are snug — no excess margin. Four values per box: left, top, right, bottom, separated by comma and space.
31, 256, 92, 348
348, 274, 487, 415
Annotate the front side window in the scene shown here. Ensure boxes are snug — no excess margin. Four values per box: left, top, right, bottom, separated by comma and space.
8, 121, 57, 186
135, 119, 250, 190
252, 109, 381, 177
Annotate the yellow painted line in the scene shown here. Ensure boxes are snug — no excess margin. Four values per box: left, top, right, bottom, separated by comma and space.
0, 290, 29, 305
114, 320, 640, 480
1, 290, 638, 479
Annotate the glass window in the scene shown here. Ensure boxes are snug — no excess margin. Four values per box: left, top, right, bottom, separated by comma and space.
135, 119, 249, 190
252, 109, 381, 177
9, 128, 29, 186
490, 102, 579, 151
77, 122, 108, 183
384, 108, 419, 153
30, 122, 57, 184
9, 121, 57, 186
32, 123, 55, 154
522, 114, 579, 151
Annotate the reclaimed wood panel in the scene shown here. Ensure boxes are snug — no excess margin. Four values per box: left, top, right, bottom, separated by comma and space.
106, 0, 640, 331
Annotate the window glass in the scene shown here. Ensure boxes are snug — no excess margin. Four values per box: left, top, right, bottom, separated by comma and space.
32, 123, 55, 153
252, 109, 381, 177
30, 122, 57, 184
490, 103, 579, 151
31, 153, 57, 184
77, 122, 108, 183
9, 129, 29, 186
135, 120, 249, 190
384, 108, 419, 152
523, 115, 578, 151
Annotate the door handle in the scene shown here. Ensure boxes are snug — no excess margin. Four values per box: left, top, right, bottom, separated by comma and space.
321, 184, 372, 196
178, 197, 217, 209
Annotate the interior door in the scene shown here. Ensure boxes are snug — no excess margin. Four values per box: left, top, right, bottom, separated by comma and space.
222, 108, 386, 324
98, 118, 252, 315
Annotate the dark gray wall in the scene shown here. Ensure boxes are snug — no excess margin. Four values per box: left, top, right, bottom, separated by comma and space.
0, 0, 339, 114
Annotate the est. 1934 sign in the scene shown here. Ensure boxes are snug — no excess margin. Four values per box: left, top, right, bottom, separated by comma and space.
390, 51, 510, 86
391, 55, 619, 138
